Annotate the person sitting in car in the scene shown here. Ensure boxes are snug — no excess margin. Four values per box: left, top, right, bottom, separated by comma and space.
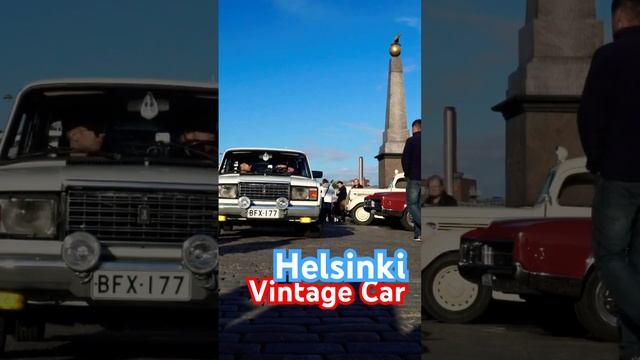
275, 163, 295, 175
65, 120, 105, 154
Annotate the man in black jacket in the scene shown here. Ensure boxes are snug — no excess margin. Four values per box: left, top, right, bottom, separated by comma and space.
578, 1, 640, 358
402, 119, 421, 241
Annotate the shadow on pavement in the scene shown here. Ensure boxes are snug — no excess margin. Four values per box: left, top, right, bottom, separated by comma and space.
4, 327, 217, 359
219, 280, 422, 359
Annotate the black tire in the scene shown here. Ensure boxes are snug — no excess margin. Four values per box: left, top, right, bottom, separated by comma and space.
400, 209, 414, 231
575, 270, 619, 342
422, 252, 491, 323
0, 317, 6, 355
350, 204, 373, 225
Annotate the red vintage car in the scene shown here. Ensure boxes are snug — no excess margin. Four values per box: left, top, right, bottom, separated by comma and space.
363, 191, 413, 230
458, 218, 618, 341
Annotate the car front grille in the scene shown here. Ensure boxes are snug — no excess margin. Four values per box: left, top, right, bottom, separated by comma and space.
238, 182, 289, 200
66, 189, 217, 243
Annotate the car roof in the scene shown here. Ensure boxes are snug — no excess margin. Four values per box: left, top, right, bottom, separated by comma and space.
223, 148, 306, 155
20, 78, 217, 93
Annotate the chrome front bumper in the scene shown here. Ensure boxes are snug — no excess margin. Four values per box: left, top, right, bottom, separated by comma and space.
0, 240, 216, 306
219, 201, 321, 221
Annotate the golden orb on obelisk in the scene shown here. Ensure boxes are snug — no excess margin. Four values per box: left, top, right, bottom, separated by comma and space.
389, 33, 402, 57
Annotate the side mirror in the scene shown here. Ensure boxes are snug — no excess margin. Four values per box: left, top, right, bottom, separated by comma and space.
312, 170, 323, 179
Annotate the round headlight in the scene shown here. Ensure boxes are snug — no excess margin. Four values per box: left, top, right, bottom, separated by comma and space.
183, 235, 218, 275
275, 197, 289, 210
238, 196, 251, 209
62, 232, 101, 272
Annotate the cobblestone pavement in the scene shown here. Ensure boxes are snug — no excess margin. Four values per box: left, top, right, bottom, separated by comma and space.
422, 300, 617, 359
219, 221, 422, 360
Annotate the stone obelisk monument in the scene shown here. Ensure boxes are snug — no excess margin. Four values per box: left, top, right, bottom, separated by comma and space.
493, 0, 603, 206
376, 34, 409, 187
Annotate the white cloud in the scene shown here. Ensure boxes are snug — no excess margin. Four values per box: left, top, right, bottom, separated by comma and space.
394, 16, 420, 30
404, 64, 418, 74
340, 121, 382, 138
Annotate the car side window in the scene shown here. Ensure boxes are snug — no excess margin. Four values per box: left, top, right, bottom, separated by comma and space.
557, 172, 595, 207
395, 178, 407, 189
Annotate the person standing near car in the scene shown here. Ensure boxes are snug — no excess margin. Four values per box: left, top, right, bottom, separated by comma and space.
335, 181, 347, 223
402, 119, 422, 242
319, 179, 334, 223
578, 1, 640, 358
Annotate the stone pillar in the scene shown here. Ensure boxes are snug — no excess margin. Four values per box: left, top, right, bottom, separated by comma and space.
376, 35, 409, 187
493, 0, 603, 206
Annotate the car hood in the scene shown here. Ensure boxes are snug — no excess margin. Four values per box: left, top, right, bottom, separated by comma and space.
463, 217, 592, 243
0, 161, 217, 192
219, 173, 317, 186
366, 191, 403, 200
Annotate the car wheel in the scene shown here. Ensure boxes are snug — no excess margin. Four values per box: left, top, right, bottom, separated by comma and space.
400, 209, 414, 231
575, 270, 619, 342
422, 252, 491, 323
351, 204, 373, 225
14, 319, 45, 342
0, 317, 6, 355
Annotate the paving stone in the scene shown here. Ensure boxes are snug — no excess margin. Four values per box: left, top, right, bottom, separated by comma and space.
327, 355, 402, 360
323, 332, 381, 342
219, 342, 261, 354
218, 333, 241, 343
379, 332, 421, 342
345, 342, 421, 354
255, 355, 324, 360
224, 324, 307, 333
320, 317, 375, 324
309, 324, 393, 333
252, 317, 322, 325
263, 342, 346, 354
243, 333, 321, 343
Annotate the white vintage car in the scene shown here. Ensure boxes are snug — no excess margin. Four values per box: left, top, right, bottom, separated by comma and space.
422, 156, 592, 323
0, 79, 218, 352
218, 148, 323, 234
346, 172, 407, 225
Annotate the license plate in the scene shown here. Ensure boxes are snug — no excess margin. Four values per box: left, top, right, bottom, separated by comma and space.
247, 209, 280, 218
91, 271, 191, 301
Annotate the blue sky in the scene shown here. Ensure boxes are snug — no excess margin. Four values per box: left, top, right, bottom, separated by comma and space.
0, 0, 216, 127
219, 0, 421, 186
424, 0, 613, 197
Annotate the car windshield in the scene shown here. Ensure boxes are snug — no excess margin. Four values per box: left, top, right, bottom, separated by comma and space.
220, 150, 311, 178
0, 85, 217, 166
